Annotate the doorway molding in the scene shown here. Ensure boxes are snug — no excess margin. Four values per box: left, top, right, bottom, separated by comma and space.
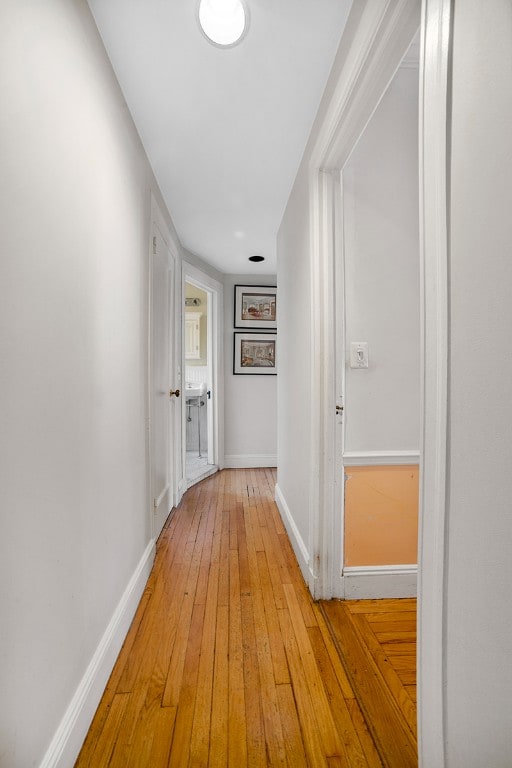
148, 194, 181, 536
309, 0, 452, 764
182, 261, 224, 487
416, 0, 452, 765
308, 0, 421, 602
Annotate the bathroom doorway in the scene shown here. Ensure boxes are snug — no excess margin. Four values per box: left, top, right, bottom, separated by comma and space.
183, 264, 223, 488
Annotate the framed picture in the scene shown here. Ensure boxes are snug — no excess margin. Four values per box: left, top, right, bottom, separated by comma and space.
234, 284, 277, 329
233, 332, 277, 375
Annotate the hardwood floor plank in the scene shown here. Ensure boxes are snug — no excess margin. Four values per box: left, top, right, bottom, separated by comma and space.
278, 607, 330, 768
255, 550, 291, 686
188, 557, 219, 767
240, 593, 267, 768
366, 611, 417, 625
276, 684, 309, 768
209, 604, 229, 768
307, 624, 369, 768
350, 613, 417, 740
345, 699, 384, 768
321, 601, 417, 768
166, 602, 205, 767
283, 583, 348, 761
228, 548, 248, 766
148, 706, 177, 766
312, 603, 358, 702
346, 599, 417, 614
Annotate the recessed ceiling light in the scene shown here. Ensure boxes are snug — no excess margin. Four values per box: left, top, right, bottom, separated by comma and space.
248, 255, 264, 263
197, 0, 249, 48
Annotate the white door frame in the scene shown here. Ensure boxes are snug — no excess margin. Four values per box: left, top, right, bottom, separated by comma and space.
309, 0, 452, 764
416, 0, 451, 764
147, 195, 182, 536
182, 261, 224, 477
308, 0, 421, 600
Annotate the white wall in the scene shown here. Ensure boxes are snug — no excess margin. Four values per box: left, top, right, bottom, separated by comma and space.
276, 166, 314, 549
223, 275, 277, 467
443, 1, 512, 764
343, 66, 419, 452
0, 2, 181, 765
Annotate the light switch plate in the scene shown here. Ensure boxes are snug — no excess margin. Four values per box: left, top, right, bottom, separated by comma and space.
350, 342, 369, 368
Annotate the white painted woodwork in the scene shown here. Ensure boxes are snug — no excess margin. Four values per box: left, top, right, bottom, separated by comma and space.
343, 564, 417, 600
277, 0, 421, 601
343, 450, 420, 466
182, 261, 225, 473
150, 219, 175, 538
416, 0, 451, 764
184, 312, 202, 360
224, 454, 277, 468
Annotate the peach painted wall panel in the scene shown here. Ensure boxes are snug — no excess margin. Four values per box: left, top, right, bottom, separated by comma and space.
344, 465, 419, 566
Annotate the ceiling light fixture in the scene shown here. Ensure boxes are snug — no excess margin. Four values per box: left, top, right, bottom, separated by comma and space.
248, 255, 264, 263
197, 0, 249, 48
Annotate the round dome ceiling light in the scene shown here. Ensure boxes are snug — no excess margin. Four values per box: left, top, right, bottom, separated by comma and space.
248, 255, 264, 263
198, 0, 249, 48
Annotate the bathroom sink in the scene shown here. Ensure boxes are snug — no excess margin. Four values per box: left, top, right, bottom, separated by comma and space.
185, 382, 207, 398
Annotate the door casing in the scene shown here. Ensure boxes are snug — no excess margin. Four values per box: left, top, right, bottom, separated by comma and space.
182, 261, 224, 480
308, 0, 452, 764
147, 195, 182, 538
308, 0, 421, 600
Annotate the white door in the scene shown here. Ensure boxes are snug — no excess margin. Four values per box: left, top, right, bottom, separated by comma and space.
150, 224, 177, 538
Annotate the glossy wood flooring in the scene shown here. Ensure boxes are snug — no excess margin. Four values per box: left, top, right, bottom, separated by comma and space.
320, 599, 417, 767
75, 469, 417, 768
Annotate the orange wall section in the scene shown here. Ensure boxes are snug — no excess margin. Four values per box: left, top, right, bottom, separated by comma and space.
344, 465, 419, 567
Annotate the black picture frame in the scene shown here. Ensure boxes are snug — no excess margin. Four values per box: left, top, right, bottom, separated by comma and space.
233, 332, 277, 375
234, 284, 277, 329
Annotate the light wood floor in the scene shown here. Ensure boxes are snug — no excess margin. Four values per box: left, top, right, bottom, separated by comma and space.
75, 468, 417, 768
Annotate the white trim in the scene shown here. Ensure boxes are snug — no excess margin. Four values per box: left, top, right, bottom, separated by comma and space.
38, 541, 155, 768
309, 0, 421, 601
343, 564, 417, 599
312, 0, 421, 171
224, 454, 277, 469
182, 262, 224, 478
275, 484, 313, 588
177, 477, 187, 499
417, 0, 452, 765
343, 450, 420, 466
148, 194, 181, 536
154, 483, 170, 511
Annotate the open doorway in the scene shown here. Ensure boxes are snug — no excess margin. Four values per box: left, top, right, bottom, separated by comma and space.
182, 264, 223, 488
337, 32, 421, 599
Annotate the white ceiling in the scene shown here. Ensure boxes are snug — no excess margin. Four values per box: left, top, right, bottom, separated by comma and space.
87, 0, 353, 274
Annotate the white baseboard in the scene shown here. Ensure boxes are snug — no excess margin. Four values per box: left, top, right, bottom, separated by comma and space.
175, 477, 187, 505
343, 564, 417, 599
274, 483, 313, 589
39, 540, 156, 768
224, 454, 277, 468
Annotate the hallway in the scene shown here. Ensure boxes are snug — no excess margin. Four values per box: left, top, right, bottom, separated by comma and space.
75, 469, 417, 767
